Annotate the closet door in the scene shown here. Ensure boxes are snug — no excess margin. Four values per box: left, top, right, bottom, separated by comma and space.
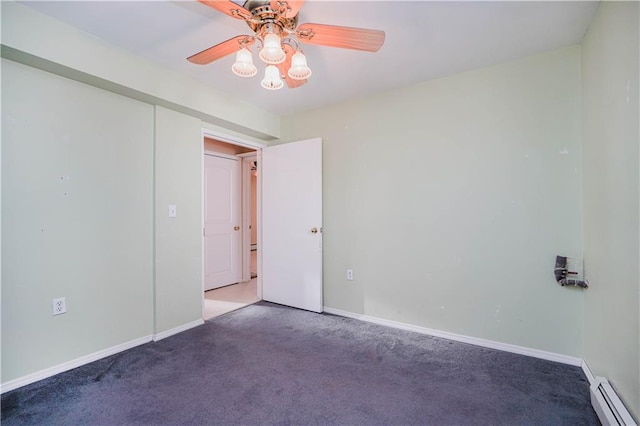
204, 154, 241, 290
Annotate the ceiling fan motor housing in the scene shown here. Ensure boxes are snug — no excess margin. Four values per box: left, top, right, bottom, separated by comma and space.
243, 0, 298, 36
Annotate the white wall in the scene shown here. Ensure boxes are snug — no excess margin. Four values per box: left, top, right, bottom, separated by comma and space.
1, 59, 155, 382
581, 1, 640, 418
282, 47, 584, 357
154, 107, 203, 334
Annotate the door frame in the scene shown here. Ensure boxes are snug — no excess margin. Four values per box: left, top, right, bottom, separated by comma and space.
201, 127, 266, 318
238, 153, 258, 286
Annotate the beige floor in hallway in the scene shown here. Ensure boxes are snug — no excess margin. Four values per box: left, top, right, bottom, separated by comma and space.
203, 251, 259, 320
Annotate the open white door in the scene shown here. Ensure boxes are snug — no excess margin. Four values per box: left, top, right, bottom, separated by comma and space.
262, 138, 322, 312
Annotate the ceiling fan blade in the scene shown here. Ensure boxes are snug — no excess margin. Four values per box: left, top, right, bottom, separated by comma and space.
270, 0, 304, 19
197, 0, 251, 20
296, 23, 385, 52
187, 35, 254, 65
277, 44, 307, 88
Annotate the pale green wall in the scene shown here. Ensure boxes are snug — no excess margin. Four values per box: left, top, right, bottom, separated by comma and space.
1, 59, 155, 381
3, 0, 639, 409
154, 107, 203, 334
0, 1, 279, 140
282, 47, 584, 357
1, 60, 206, 383
0, 0, 249, 387
581, 1, 640, 418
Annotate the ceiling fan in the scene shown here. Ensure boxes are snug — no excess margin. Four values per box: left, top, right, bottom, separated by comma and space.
187, 0, 386, 90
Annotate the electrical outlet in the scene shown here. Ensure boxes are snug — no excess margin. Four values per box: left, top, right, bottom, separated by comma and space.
52, 297, 66, 316
346, 269, 354, 281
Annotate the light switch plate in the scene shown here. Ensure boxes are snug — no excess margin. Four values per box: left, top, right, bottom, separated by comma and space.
168, 205, 177, 218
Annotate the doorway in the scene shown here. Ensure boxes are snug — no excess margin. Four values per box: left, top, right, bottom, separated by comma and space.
201, 130, 324, 318
202, 135, 261, 319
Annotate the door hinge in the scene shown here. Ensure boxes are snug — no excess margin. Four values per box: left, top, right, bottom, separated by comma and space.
203, 227, 206, 237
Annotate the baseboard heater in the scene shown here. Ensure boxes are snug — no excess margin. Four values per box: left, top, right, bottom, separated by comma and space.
590, 377, 637, 426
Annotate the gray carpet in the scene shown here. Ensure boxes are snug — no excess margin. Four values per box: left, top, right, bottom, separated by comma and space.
2, 302, 599, 425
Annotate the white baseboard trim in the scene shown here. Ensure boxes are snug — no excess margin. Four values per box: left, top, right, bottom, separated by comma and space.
323, 306, 582, 366
0, 335, 153, 394
2, 319, 206, 394
581, 360, 595, 384
153, 319, 204, 342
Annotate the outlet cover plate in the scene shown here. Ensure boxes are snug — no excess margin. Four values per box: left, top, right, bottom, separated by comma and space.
52, 297, 66, 315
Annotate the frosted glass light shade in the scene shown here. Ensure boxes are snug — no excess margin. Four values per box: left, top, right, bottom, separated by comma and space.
287, 50, 312, 80
231, 48, 257, 77
259, 33, 286, 64
261, 65, 284, 90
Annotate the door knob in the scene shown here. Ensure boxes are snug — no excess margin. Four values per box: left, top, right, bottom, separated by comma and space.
311, 227, 318, 234
234, 226, 240, 231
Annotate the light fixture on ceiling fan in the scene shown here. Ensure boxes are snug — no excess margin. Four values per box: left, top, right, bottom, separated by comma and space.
188, 0, 385, 90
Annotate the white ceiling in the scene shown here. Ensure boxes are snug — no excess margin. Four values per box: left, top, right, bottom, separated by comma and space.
20, 1, 598, 116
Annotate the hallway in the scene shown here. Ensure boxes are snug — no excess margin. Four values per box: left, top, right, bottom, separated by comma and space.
203, 251, 258, 319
